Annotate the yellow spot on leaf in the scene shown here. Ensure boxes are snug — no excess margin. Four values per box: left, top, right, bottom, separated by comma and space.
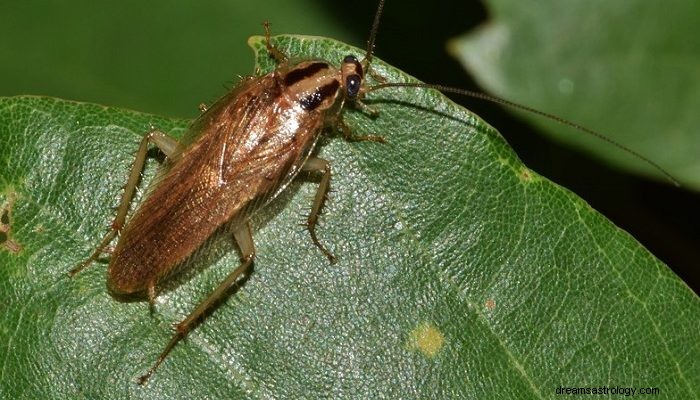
519, 166, 533, 182
407, 323, 444, 358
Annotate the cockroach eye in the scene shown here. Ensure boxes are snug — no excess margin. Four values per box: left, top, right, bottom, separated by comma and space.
343, 55, 358, 64
346, 74, 361, 98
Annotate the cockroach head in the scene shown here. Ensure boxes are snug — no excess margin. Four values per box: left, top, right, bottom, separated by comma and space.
341, 55, 363, 99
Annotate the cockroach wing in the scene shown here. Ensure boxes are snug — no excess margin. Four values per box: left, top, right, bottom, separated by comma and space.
107, 74, 324, 295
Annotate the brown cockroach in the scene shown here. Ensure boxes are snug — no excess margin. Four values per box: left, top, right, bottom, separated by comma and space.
70, 9, 386, 385
70, 0, 678, 385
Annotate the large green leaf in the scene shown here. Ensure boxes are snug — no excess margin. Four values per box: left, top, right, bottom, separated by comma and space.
0, 35, 698, 399
452, 0, 700, 189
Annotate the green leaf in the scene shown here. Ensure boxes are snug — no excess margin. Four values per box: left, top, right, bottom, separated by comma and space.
1, 35, 698, 399
451, 0, 700, 188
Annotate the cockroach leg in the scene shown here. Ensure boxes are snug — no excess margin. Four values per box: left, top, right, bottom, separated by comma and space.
301, 157, 336, 264
263, 21, 288, 64
69, 129, 179, 276
353, 98, 381, 119
368, 68, 387, 84
147, 283, 158, 314
335, 115, 386, 144
138, 222, 256, 385
147, 130, 180, 158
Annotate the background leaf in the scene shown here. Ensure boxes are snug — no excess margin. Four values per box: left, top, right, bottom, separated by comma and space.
451, 0, 700, 188
1, 34, 698, 399
0, 0, 354, 118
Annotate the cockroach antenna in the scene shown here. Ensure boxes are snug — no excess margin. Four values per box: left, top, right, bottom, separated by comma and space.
361, 0, 680, 187
364, 0, 386, 64
367, 82, 681, 187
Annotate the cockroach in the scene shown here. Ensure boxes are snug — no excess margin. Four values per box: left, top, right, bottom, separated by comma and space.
70, 0, 678, 385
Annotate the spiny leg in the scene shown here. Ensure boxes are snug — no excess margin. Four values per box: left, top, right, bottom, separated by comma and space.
263, 21, 288, 64
335, 115, 386, 144
302, 157, 336, 264
353, 96, 381, 119
147, 282, 158, 314
69, 130, 179, 276
138, 222, 256, 385
354, 70, 387, 118
368, 68, 387, 84
360, 57, 389, 86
